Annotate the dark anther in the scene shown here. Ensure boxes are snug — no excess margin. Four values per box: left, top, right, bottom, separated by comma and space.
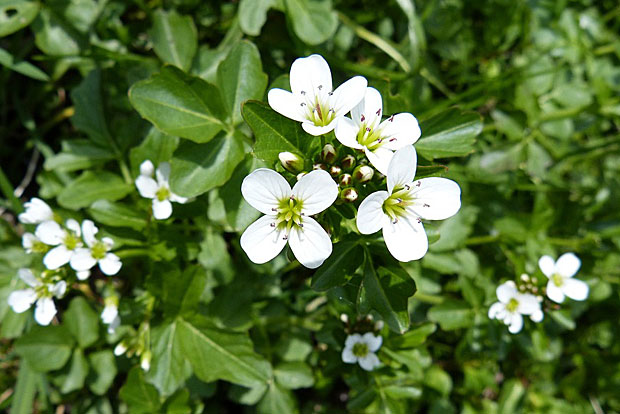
299, 223, 304, 228
397, 198, 402, 203
377, 138, 383, 143
270, 223, 276, 227
417, 218, 422, 223
283, 235, 288, 240
405, 184, 410, 190
361, 115, 365, 122
272, 207, 277, 211
300, 103, 306, 106
416, 181, 421, 187
366, 127, 371, 132
392, 218, 398, 224
389, 138, 397, 142
318, 85, 323, 90
423, 203, 430, 207
388, 115, 394, 122
376, 109, 381, 115
328, 91, 333, 96
290, 195, 295, 200
301, 91, 306, 95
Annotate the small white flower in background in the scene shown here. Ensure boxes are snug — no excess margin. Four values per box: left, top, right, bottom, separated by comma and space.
135, 160, 188, 220
18, 198, 54, 224
341, 333, 382, 371
70, 220, 122, 276
7, 269, 66, 326
35, 219, 82, 270
101, 297, 121, 334
488, 280, 542, 334
268, 54, 368, 136
240, 168, 338, 269
335, 87, 421, 175
356, 145, 461, 262
22, 232, 48, 254
538, 253, 589, 303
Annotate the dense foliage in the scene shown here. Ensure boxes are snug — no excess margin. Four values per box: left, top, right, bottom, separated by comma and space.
1, 0, 620, 413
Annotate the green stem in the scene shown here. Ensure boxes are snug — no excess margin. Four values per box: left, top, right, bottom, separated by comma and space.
0, 164, 23, 214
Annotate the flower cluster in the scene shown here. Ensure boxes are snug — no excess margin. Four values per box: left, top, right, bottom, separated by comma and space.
240, 54, 462, 267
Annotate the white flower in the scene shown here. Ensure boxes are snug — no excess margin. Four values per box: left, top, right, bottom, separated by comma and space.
135, 160, 188, 220
267, 54, 368, 136
22, 232, 48, 254
335, 87, 421, 175
70, 220, 122, 276
341, 333, 382, 371
35, 219, 82, 270
356, 146, 461, 262
18, 198, 54, 224
240, 168, 338, 269
488, 281, 541, 334
101, 299, 121, 334
538, 253, 588, 303
7, 269, 66, 326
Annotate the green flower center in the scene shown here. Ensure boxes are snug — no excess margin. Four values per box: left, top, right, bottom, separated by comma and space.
301, 90, 336, 127
156, 186, 170, 201
506, 298, 519, 312
63, 233, 80, 250
352, 342, 369, 357
91, 241, 108, 260
382, 186, 416, 223
274, 197, 304, 234
552, 273, 564, 287
34, 283, 51, 298
32, 240, 49, 253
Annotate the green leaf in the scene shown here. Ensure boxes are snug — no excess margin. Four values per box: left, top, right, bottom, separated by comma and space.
258, 383, 298, 414
363, 263, 416, 334
0, 0, 40, 37
119, 367, 162, 414
217, 40, 268, 125
283, 0, 337, 45
424, 366, 453, 396
274, 361, 314, 389
87, 350, 117, 396
10, 360, 40, 414
497, 379, 525, 414
390, 323, 436, 348
57, 171, 132, 210
311, 240, 363, 291
64, 296, 100, 348
416, 109, 482, 160
169, 131, 246, 198
177, 315, 272, 388
146, 320, 192, 396
89, 200, 147, 231
32, 6, 84, 56
44, 140, 115, 172
0, 46, 48, 81
58, 348, 89, 393
427, 300, 474, 330
161, 265, 208, 318
15, 325, 75, 372
238, 0, 275, 36
129, 66, 226, 144
129, 127, 180, 176
241, 100, 317, 164
149, 9, 197, 71
71, 70, 113, 147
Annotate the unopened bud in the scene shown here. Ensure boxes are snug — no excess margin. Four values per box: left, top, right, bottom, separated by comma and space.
140, 350, 152, 371
340, 187, 358, 203
279, 152, 304, 173
320, 144, 338, 164
313, 163, 327, 171
340, 313, 349, 323
114, 342, 128, 356
375, 320, 384, 331
330, 165, 342, 177
353, 165, 374, 183
341, 154, 356, 170
520, 273, 530, 282
339, 173, 352, 187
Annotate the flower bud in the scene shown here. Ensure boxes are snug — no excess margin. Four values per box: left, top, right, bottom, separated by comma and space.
340, 187, 358, 203
353, 165, 374, 183
140, 350, 152, 371
114, 341, 128, 356
313, 163, 327, 171
279, 152, 304, 173
320, 144, 337, 164
340, 154, 356, 170
375, 320, 384, 331
340, 313, 349, 323
330, 165, 342, 177
339, 173, 352, 187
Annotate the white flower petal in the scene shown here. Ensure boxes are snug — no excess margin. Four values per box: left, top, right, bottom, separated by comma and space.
334, 117, 364, 149
496, 281, 517, 303
241, 168, 291, 215
382, 215, 428, 262
81, 220, 99, 247
8, 289, 37, 313
329, 76, 368, 116
70, 248, 97, 271
362, 333, 383, 352
152, 199, 173, 220
18, 268, 39, 287
356, 191, 390, 234
378, 113, 421, 150
556, 253, 581, 278
358, 353, 380, 371
76, 270, 91, 280
530, 309, 544, 323
240, 215, 288, 264
345, 333, 362, 348
102, 237, 115, 249
108, 315, 121, 334
50, 280, 67, 298
488, 302, 504, 319
65, 218, 81, 235
410, 178, 461, 221
292, 170, 338, 215
140, 160, 154, 176
156, 162, 171, 185
267, 89, 307, 123
508, 313, 523, 334
538, 255, 556, 278
365, 147, 393, 176
135, 176, 158, 199
43, 245, 72, 270
169, 192, 188, 204
546, 280, 565, 303
387, 145, 417, 194
101, 304, 119, 324
99, 253, 122, 276
562, 278, 589, 301
517, 293, 540, 315
288, 217, 333, 269
301, 122, 336, 136
341, 347, 357, 364
22, 233, 36, 251
351, 87, 383, 129
289, 54, 332, 96
34, 297, 57, 326
18, 198, 54, 224
35, 220, 64, 246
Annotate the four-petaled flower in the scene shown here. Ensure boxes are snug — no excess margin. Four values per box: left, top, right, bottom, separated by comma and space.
18, 197, 54, 224
8, 269, 66, 326
341, 333, 382, 371
70, 220, 122, 276
335, 87, 421, 175
35, 219, 83, 270
538, 253, 588, 303
356, 145, 461, 262
268, 54, 368, 136
240, 169, 338, 269
488, 281, 542, 334
22, 232, 48, 254
135, 160, 188, 220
